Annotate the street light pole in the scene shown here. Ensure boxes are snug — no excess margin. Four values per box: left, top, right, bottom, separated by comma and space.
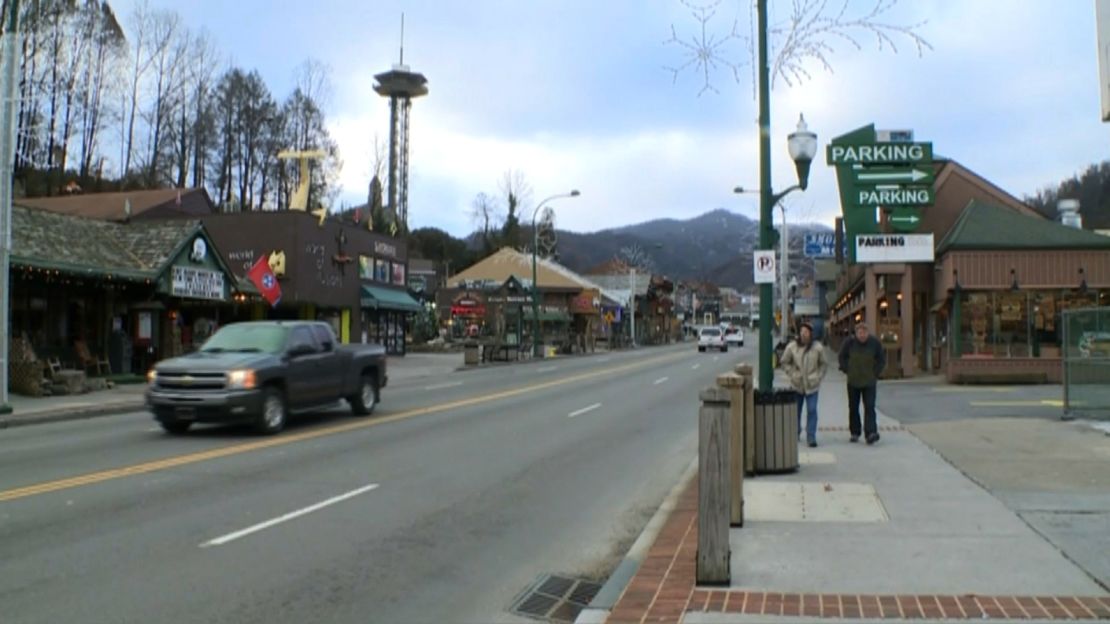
531, 190, 580, 358
756, 0, 775, 393
0, 1, 20, 415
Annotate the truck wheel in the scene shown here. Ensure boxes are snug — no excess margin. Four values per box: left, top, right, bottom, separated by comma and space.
350, 374, 377, 416
256, 387, 287, 434
160, 419, 192, 435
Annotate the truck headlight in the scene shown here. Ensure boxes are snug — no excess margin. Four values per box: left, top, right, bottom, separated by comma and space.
227, 369, 257, 389
147, 369, 158, 384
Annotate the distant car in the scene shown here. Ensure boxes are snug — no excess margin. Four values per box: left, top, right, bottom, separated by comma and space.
724, 327, 745, 347
698, 327, 727, 352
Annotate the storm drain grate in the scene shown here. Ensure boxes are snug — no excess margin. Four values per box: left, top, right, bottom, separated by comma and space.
511, 574, 605, 622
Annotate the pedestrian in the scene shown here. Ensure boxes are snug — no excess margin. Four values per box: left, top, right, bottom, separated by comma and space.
779, 322, 828, 447
838, 323, 886, 444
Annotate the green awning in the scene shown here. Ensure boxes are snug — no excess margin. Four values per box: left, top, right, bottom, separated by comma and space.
521, 308, 572, 323
361, 285, 423, 313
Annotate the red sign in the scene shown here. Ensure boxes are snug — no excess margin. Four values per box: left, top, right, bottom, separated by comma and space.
248, 254, 283, 307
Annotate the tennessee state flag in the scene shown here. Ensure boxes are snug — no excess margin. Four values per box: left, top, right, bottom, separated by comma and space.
248, 254, 282, 307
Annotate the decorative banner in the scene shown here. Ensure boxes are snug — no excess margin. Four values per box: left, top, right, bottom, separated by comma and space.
854, 234, 935, 263
247, 254, 283, 307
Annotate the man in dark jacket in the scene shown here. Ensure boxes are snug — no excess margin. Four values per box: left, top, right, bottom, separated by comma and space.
838, 323, 886, 444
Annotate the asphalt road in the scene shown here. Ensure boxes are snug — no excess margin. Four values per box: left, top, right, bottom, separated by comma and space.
0, 341, 752, 624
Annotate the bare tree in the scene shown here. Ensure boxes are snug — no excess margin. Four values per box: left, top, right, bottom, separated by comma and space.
293, 58, 332, 114
142, 9, 187, 185
77, 3, 126, 179
499, 169, 532, 249
122, 0, 153, 176
168, 28, 219, 188
470, 192, 501, 255
617, 244, 657, 274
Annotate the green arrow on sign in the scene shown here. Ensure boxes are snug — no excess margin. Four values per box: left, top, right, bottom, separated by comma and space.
889, 207, 923, 232
852, 166, 933, 185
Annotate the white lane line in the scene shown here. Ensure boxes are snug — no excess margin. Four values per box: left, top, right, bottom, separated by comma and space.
692, 364, 701, 370
200, 484, 380, 547
568, 403, 602, 418
424, 381, 463, 390
537, 366, 558, 373
653, 377, 669, 385
146, 427, 161, 433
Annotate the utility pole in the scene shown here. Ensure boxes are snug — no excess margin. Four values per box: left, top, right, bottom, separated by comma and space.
0, 0, 21, 415
630, 267, 636, 348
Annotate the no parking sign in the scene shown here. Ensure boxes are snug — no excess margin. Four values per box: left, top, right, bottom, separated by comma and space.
753, 250, 776, 284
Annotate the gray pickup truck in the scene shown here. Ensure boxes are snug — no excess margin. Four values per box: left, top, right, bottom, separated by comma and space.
146, 321, 387, 435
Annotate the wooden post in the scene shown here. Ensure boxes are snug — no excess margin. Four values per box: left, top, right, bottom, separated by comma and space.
717, 373, 745, 527
735, 364, 756, 476
698, 386, 731, 585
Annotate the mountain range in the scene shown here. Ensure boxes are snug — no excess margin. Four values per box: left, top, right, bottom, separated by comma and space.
550, 209, 830, 290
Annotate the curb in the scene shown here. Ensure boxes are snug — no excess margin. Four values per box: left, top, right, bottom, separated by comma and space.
575, 456, 699, 624
0, 400, 146, 430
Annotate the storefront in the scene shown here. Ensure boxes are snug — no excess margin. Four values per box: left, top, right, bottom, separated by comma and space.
203, 211, 420, 354
828, 161, 1110, 382
8, 206, 244, 387
440, 247, 616, 354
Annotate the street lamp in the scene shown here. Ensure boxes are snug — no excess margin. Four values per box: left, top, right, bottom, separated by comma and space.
746, 108, 817, 392
531, 190, 580, 358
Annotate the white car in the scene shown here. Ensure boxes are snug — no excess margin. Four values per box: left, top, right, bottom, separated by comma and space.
724, 327, 745, 347
698, 327, 727, 352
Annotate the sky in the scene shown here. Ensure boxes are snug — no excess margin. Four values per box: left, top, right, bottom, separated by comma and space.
110, 0, 1110, 237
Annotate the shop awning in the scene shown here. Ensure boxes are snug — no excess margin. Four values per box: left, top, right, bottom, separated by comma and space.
361, 285, 423, 313
521, 309, 572, 323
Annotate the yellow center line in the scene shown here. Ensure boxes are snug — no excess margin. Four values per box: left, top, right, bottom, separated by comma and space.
0, 350, 695, 503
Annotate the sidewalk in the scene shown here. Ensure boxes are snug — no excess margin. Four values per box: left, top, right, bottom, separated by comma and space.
591, 370, 1110, 623
1, 383, 148, 429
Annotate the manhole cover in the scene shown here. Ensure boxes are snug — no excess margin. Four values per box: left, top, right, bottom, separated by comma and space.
511, 574, 604, 622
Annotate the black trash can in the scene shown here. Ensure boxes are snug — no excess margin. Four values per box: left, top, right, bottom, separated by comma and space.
753, 389, 800, 474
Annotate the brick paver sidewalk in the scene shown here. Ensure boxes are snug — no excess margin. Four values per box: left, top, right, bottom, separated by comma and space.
605, 478, 1110, 623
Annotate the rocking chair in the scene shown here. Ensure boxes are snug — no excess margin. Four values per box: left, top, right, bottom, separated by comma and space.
74, 340, 111, 376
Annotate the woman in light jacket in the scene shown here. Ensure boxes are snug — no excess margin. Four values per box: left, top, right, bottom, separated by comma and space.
779, 322, 828, 447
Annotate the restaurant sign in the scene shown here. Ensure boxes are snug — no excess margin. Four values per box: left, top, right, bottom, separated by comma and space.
171, 266, 225, 301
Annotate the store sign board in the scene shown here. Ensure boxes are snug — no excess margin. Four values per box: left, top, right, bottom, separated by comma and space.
854, 234, 935, 263
171, 266, 225, 300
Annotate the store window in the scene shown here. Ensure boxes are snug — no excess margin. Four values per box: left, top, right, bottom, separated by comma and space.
956, 289, 1108, 358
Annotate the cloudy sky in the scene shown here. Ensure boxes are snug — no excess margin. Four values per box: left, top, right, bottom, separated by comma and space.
113, 0, 1109, 236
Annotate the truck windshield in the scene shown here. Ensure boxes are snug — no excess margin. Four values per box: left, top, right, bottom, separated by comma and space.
200, 324, 289, 354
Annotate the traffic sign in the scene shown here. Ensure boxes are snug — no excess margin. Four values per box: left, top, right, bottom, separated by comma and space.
889, 207, 923, 232
753, 250, 776, 284
850, 165, 933, 186
827, 142, 933, 165
856, 185, 934, 207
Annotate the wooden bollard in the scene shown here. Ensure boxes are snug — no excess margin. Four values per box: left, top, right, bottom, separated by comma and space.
734, 364, 756, 476
697, 386, 731, 586
717, 373, 745, 527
